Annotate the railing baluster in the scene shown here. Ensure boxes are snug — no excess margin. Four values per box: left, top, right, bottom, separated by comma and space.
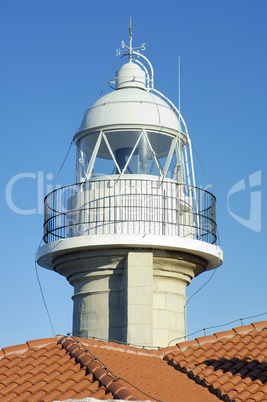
43, 179, 217, 246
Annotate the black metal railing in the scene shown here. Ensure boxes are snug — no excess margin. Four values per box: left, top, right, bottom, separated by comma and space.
43, 178, 217, 245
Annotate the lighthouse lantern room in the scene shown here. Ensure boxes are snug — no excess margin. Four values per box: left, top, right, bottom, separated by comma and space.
37, 24, 223, 348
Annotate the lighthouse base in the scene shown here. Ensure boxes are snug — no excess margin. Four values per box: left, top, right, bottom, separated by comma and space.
53, 248, 206, 348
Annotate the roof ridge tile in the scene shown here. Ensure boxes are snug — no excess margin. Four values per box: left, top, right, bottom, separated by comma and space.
233, 324, 255, 333
1, 344, 29, 356
108, 380, 139, 400
26, 337, 58, 348
159, 345, 178, 354
78, 354, 94, 366
252, 320, 267, 329
163, 321, 267, 355
85, 360, 102, 374
65, 343, 80, 354
59, 336, 140, 400
214, 329, 236, 339
195, 334, 217, 345
176, 339, 199, 350
0, 337, 59, 360
61, 334, 164, 358
99, 373, 114, 389
93, 367, 109, 380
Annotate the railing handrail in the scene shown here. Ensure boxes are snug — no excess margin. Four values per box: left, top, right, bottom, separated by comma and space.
44, 178, 217, 209
43, 178, 217, 246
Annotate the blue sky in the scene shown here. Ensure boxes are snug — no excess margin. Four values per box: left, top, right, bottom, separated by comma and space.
1, 0, 266, 348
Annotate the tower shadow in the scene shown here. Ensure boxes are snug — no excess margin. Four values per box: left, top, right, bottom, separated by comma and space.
199, 358, 267, 384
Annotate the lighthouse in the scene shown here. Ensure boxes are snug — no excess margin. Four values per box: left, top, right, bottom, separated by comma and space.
37, 25, 223, 348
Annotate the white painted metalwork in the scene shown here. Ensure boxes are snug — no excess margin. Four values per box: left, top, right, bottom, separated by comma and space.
75, 32, 195, 189
72, 27, 201, 235
41, 24, 219, 255
42, 177, 217, 243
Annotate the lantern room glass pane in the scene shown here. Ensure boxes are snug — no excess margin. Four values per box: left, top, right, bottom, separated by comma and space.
77, 130, 183, 180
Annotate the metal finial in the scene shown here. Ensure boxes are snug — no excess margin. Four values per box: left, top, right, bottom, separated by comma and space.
116, 20, 146, 58
128, 16, 133, 32
128, 17, 133, 60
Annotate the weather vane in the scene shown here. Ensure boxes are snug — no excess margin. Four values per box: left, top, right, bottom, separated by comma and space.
116, 17, 146, 60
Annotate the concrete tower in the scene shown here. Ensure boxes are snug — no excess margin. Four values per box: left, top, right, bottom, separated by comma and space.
37, 26, 223, 348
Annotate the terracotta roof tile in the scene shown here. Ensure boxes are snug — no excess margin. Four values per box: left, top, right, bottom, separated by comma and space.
90, 387, 110, 399
2, 344, 29, 355
28, 380, 46, 393
1, 321, 267, 401
27, 389, 46, 401
252, 321, 267, 329
13, 372, 33, 385
0, 336, 117, 401
0, 391, 18, 402
0, 373, 19, 385
233, 324, 255, 333
55, 389, 77, 401
252, 390, 266, 401
26, 338, 57, 347
1, 382, 18, 395
41, 389, 61, 401
67, 337, 219, 401
14, 391, 32, 402
176, 339, 199, 349
196, 334, 218, 344
41, 362, 62, 374
164, 320, 267, 401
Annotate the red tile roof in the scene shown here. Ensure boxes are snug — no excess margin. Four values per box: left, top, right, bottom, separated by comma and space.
164, 321, 267, 401
0, 321, 266, 401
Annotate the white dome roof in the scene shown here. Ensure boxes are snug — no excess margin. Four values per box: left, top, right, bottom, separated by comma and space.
74, 62, 182, 143
115, 61, 146, 89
